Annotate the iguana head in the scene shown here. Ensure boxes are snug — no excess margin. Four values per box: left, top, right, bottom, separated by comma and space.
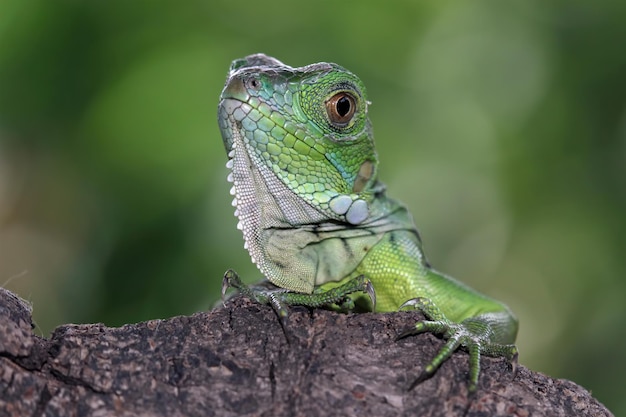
217, 53, 378, 227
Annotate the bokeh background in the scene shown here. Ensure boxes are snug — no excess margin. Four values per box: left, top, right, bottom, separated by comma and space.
1, 0, 624, 413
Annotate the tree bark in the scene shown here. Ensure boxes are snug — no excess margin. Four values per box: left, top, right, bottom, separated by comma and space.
0, 287, 613, 417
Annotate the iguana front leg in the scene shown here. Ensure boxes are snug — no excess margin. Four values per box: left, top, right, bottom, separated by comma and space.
397, 297, 519, 392
222, 269, 376, 319
351, 230, 519, 392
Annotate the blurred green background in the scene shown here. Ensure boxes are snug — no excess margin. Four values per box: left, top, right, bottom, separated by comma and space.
1, 0, 624, 413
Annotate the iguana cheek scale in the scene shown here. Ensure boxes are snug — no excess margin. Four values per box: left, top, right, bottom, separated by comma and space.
217, 53, 519, 392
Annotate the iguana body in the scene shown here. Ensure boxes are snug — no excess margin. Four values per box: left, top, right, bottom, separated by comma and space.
217, 53, 518, 391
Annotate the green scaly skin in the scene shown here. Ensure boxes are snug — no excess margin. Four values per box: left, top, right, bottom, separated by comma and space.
217, 53, 518, 392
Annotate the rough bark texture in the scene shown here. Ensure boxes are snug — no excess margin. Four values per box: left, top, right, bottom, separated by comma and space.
0, 287, 613, 417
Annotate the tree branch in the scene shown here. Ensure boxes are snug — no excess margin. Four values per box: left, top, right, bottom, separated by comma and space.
0, 288, 613, 416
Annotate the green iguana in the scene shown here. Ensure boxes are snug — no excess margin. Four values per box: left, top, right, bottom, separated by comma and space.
217, 53, 518, 392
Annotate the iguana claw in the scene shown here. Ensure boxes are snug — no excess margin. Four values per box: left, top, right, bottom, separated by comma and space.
221, 269, 235, 303
364, 278, 376, 309
221, 269, 249, 304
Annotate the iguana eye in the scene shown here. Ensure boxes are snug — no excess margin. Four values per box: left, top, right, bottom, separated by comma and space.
326, 92, 356, 128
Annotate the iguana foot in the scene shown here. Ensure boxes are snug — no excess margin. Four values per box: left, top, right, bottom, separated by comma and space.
222, 269, 376, 319
397, 297, 518, 392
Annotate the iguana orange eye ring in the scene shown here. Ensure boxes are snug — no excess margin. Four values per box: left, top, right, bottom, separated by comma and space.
325, 92, 356, 127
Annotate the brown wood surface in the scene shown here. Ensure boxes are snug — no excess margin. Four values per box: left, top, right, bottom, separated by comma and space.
0, 287, 613, 417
